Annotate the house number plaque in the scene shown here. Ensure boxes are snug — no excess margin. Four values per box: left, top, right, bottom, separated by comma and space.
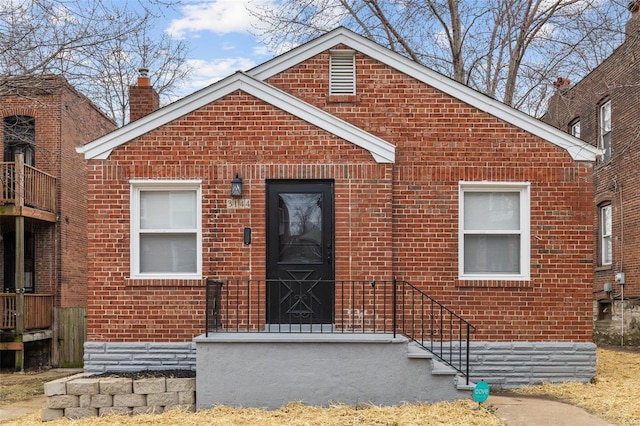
226, 199, 251, 209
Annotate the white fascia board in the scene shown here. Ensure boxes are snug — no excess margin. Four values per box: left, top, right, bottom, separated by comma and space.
248, 27, 599, 162
77, 72, 394, 163
76, 74, 249, 160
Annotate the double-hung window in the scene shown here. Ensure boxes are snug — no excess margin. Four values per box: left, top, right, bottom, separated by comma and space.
459, 182, 530, 280
600, 101, 611, 161
131, 180, 202, 279
600, 204, 612, 266
570, 119, 580, 139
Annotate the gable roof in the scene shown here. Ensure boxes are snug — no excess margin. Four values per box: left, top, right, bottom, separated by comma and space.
78, 27, 599, 163
76, 71, 395, 162
250, 27, 599, 162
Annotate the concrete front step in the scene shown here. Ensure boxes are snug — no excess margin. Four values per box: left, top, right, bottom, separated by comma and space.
406, 344, 434, 359
196, 333, 470, 408
431, 359, 458, 375
406, 343, 475, 392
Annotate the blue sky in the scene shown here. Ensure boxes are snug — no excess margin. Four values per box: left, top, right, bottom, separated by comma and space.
155, 0, 277, 97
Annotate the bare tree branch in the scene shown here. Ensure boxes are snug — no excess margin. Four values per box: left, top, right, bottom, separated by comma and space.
0, 0, 191, 125
250, 0, 628, 116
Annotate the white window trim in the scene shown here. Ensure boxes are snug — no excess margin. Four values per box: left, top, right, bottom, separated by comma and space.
458, 181, 531, 281
600, 204, 612, 266
130, 180, 202, 279
570, 120, 580, 139
599, 101, 611, 160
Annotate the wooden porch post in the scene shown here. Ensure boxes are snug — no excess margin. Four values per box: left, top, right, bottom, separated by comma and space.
14, 153, 25, 371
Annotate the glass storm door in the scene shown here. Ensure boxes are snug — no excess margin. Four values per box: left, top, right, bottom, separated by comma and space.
266, 181, 334, 324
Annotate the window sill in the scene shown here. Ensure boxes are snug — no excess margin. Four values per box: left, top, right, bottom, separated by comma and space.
595, 265, 613, 272
455, 280, 533, 289
124, 277, 206, 288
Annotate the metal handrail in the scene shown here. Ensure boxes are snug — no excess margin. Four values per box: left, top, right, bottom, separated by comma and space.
204, 278, 475, 381
393, 279, 476, 384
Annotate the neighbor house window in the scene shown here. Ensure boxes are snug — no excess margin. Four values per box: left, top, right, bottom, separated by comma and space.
3, 115, 35, 166
329, 50, 355, 95
600, 203, 612, 266
459, 182, 530, 280
130, 180, 202, 279
569, 119, 580, 139
600, 101, 611, 161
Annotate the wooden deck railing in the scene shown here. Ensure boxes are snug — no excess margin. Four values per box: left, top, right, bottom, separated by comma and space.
0, 294, 53, 330
0, 161, 57, 213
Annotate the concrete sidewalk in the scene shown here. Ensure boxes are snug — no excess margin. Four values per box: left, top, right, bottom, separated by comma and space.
487, 394, 615, 426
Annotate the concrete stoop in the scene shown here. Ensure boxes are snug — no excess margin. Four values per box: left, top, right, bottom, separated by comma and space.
195, 333, 472, 409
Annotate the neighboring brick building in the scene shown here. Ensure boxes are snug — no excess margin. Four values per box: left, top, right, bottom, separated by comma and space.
0, 75, 115, 369
78, 28, 599, 399
544, 2, 640, 345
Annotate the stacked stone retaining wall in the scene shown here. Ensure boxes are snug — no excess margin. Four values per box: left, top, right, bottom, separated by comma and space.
42, 373, 195, 421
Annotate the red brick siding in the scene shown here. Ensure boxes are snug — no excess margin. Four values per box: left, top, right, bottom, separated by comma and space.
544, 27, 640, 303
0, 95, 60, 297
58, 89, 115, 307
86, 50, 594, 343
267, 51, 594, 342
0, 81, 114, 307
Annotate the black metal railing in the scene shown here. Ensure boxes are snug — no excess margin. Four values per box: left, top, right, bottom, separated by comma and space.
205, 278, 475, 381
394, 280, 476, 384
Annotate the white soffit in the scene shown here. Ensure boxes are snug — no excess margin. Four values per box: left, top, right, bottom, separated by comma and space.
248, 27, 599, 162
76, 72, 394, 163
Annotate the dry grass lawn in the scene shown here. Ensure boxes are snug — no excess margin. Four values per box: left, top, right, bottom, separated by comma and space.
515, 346, 640, 425
1, 346, 638, 425
0, 370, 74, 406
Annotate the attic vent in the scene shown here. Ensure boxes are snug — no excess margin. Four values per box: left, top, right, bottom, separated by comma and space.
330, 50, 355, 95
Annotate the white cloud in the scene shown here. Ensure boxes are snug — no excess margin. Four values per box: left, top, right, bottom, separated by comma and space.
252, 45, 271, 56
167, 0, 273, 38
178, 56, 258, 93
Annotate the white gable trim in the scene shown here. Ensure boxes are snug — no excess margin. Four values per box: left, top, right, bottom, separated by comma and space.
248, 27, 599, 162
76, 72, 395, 163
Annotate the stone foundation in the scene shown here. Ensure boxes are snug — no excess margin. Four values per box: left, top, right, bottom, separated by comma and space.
594, 299, 640, 346
42, 373, 195, 421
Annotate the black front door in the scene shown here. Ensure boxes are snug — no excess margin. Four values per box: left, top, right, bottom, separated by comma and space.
266, 181, 334, 324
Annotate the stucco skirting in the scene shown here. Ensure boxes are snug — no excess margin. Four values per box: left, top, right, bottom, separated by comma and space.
194, 333, 467, 409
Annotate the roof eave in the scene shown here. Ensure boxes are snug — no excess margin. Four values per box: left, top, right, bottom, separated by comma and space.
248, 27, 598, 163
77, 72, 395, 163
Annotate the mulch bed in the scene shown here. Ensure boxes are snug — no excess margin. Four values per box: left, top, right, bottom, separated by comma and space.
94, 369, 196, 380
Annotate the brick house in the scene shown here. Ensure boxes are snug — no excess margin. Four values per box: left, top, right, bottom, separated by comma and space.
544, 3, 640, 345
0, 75, 115, 369
78, 28, 599, 406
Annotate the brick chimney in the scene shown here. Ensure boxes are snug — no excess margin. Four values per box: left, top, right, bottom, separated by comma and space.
553, 77, 571, 93
129, 68, 159, 122
626, 1, 640, 38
